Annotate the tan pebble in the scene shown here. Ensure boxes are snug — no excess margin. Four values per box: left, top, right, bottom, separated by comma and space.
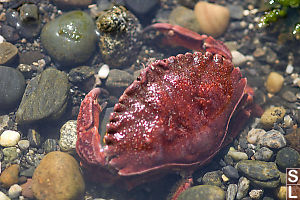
194, 1, 230, 37
276, 186, 286, 200
32, 151, 85, 200
265, 72, 284, 93
0, 164, 20, 188
221, 174, 229, 182
260, 107, 286, 129
247, 128, 266, 144
21, 179, 34, 199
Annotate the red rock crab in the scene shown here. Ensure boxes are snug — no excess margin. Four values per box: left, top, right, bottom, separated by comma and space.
76, 23, 256, 199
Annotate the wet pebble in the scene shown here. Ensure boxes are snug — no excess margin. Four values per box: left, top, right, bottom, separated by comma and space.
59, 120, 77, 152
276, 186, 286, 200
202, 171, 222, 187
247, 128, 266, 144
169, 6, 201, 33
0, 130, 21, 147
0, 191, 10, 200
236, 177, 250, 200
97, 6, 142, 67
226, 184, 237, 200
42, 139, 58, 153
231, 50, 249, 66
258, 129, 286, 149
27, 129, 41, 147
1, 25, 19, 42
0, 42, 18, 64
194, 1, 230, 37
222, 165, 239, 180
249, 189, 264, 199
0, 66, 25, 110
227, 148, 248, 161
41, 11, 97, 67
228, 5, 243, 20
18, 50, 45, 65
285, 128, 300, 153
0, 115, 9, 133
16, 68, 69, 124
53, 0, 92, 8
18, 140, 30, 151
260, 107, 286, 129
265, 72, 284, 93
21, 179, 34, 199
8, 184, 22, 199
236, 160, 280, 188
254, 147, 273, 161
68, 65, 95, 86
178, 185, 225, 200
0, 164, 20, 188
3, 147, 20, 162
98, 64, 110, 79
281, 90, 297, 102
275, 147, 300, 170
125, 0, 159, 14
32, 151, 85, 200
105, 69, 134, 97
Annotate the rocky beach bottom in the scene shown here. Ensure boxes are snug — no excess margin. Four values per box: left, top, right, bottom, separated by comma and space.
0, 0, 299, 200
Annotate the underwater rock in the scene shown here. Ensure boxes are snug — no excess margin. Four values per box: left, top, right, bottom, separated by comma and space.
41, 11, 97, 67
178, 185, 225, 200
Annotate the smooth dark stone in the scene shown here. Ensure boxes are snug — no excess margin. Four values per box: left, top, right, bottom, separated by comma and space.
27, 129, 41, 147
276, 147, 300, 170
222, 165, 240, 180
0, 66, 25, 110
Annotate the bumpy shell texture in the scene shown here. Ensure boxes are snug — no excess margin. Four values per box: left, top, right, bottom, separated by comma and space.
104, 52, 246, 176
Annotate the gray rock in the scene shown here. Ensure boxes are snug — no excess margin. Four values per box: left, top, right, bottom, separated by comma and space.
236, 177, 250, 200
0, 42, 18, 64
42, 139, 58, 154
0, 115, 10, 133
228, 5, 244, 19
59, 120, 77, 152
249, 189, 264, 200
253, 147, 273, 161
236, 160, 280, 188
222, 165, 239, 180
20, 4, 39, 23
178, 185, 225, 200
27, 129, 41, 147
257, 129, 286, 149
105, 69, 134, 97
0, 66, 25, 110
202, 171, 222, 187
226, 184, 237, 200
16, 68, 69, 124
18, 140, 30, 151
125, 0, 159, 14
3, 147, 20, 162
281, 90, 297, 102
68, 66, 95, 83
20, 166, 35, 177
41, 11, 97, 67
275, 147, 300, 170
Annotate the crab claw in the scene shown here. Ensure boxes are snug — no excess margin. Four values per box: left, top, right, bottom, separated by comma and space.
76, 88, 106, 166
144, 23, 232, 60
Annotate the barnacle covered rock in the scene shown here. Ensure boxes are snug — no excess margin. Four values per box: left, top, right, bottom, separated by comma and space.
96, 6, 142, 67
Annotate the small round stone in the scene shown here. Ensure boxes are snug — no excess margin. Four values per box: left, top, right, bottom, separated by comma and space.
194, 1, 230, 37
41, 11, 97, 67
258, 130, 286, 149
59, 120, 77, 152
260, 107, 286, 129
247, 128, 266, 144
202, 171, 222, 186
254, 147, 273, 161
227, 148, 248, 161
276, 147, 300, 170
178, 185, 225, 200
222, 165, 239, 180
0, 130, 21, 147
0, 164, 20, 188
0, 191, 10, 200
18, 140, 30, 151
8, 184, 22, 199
265, 72, 284, 93
98, 64, 110, 79
249, 189, 264, 200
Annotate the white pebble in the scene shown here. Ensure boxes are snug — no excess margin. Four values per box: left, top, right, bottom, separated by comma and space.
0, 35, 5, 43
232, 50, 247, 66
0, 130, 21, 147
8, 184, 22, 199
286, 63, 294, 74
98, 64, 110, 79
0, 191, 10, 200
284, 115, 293, 127
243, 10, 250, 16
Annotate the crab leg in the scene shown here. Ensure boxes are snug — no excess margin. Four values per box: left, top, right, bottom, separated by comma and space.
144, 23, 232, 60
76, 88, 106, 166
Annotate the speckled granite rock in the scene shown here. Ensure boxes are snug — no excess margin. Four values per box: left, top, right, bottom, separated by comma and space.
16, 68, 69, 124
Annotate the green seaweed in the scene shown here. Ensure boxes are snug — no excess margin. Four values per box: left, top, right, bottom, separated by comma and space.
259, 0, 300, 39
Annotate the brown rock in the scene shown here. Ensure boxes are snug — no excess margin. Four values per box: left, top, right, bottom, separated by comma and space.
194, 1, 230, 37
265, 72, 284, 93
260, 107, 286, 129
0, 42, 18, 65
0, 164, 19, 188
32, 151, 85, 200
21, 179, 34, 199
285, 128, 300, 153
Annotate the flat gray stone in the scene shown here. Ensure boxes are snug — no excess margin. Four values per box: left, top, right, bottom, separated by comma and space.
16, 68, 69, 124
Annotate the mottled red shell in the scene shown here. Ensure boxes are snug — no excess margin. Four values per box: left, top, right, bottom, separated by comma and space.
103, 51, 246, 175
